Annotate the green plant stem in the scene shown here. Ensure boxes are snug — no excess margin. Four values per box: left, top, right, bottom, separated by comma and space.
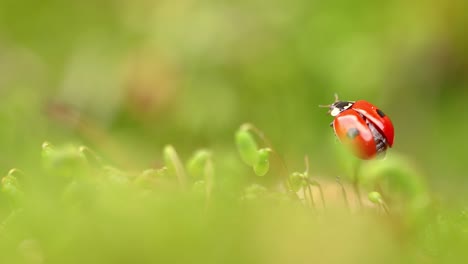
165, 146, 188, 189
380, 200, 390, 215
352, 161, 363, 208
204, 158, 214, 212
336, 176, 350, 211
307, 185, 315, 209
304, 155, 309, 176
309, 180, 325, 209
0, 209, 23, 236
7, 168, 25, 178
303, 155, 315, 208
302, 188, 308, 207
79, 146, 104, 167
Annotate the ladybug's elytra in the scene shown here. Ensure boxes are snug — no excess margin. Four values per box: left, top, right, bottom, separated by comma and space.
322, 95, 394, 160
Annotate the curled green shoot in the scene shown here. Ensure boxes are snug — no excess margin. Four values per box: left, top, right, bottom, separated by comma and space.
163, 145, 188, 189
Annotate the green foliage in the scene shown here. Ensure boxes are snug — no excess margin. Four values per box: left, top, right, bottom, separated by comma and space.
253, 148, 271, 176
289, 172, 307, 192
0, 128, 467, 263
235, 125, 274, 177
235, 128, 259, 166
163, 145, 187, 188
1, 169, 24, 207
187, 149, 212, 179
1, 0, 468, 261
134, 168, 168, 189
41, 142, 88, 178
359, 154, 430, 226
368, 191, 383, 204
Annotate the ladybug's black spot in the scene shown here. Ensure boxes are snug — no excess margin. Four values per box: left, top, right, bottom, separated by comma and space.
346, 128, 360, 139
376, 109, 386, 117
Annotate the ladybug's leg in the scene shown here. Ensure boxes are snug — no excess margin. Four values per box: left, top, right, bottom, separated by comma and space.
375, 139, 387, 153
375, 148, 387, 159
368, 122, 388, 153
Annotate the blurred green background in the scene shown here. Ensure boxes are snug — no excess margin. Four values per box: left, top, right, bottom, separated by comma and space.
2, 0, 467, 196
1, 0, 468, 263
1, 1, 467, 194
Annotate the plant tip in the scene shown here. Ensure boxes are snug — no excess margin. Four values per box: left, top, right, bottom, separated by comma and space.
42, 141, 52, 149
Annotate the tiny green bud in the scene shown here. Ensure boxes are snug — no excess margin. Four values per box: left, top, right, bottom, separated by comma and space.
368, 191, 383, 204
235, 128, 259, 166
78, 146, 103, 167
1, 169, 24, 205
41, 142, 87, 178
253, 148, 271, 176
41, 141, 54, 159
289, 172, 306, 192
186, 150, 211, 179
2, 175, 20, 195
163, 145, 187, 187
163, 145, 178, 174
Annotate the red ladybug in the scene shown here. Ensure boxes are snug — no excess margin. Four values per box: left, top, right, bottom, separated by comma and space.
322, 94, 394, 159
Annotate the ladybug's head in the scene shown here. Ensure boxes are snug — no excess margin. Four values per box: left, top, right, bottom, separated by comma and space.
320, 94, 355, 116
329, 101, 355, 116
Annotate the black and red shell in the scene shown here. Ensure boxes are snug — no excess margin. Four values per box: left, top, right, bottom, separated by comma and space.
328, 100, 394, 160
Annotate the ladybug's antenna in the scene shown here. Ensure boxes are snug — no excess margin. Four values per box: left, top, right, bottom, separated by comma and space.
318, 103, 332, 115
318, 93, 340, 109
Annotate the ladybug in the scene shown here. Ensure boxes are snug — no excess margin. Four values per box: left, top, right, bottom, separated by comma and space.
322, 94, 394, 160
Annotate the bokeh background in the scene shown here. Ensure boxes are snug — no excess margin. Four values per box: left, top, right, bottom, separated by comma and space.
0, 0, 467, 220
